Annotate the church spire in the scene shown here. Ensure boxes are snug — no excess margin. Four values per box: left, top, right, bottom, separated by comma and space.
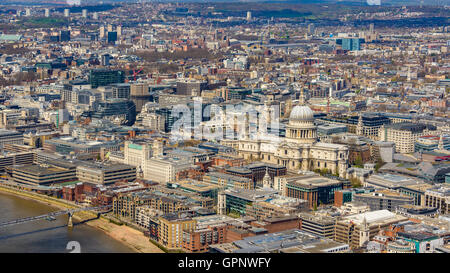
262, 167, 272, 189
438, 134, 444, 150
362, 216, 368, 230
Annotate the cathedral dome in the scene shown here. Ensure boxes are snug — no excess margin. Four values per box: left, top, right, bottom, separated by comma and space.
289, 105, 314, 122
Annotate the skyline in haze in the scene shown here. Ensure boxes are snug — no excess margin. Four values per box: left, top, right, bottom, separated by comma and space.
1, 0, 450, 6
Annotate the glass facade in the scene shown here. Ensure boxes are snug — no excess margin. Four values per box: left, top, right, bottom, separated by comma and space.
342, 38, 361, 51
89, 69, 125, 88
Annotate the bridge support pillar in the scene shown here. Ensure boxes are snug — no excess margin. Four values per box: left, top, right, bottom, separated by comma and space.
68, 212, 73, 228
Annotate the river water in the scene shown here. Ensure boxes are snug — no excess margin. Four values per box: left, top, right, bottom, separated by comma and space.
0, 192, 134, 253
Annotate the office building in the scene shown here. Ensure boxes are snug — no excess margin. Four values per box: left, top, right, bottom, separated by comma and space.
101, 54, 111, 66
415, 135, 450, 152
109, 140, 164, 179
140, 112, 165, 131
245, 196, 308, 221
308, 23, 315, 35
299, 213, 336, 239
0, 129, 23, 149
89, 69, 125, 88
143, 156, 191, 184
217, 187, 278, 215
130, 83, 151, 112
0, 151, 34, 173
59, 30, 70, 42
282, 174, 349, 209
371, 141, 395, 163
317, 123, 348, 136
43, 136, 120, 155
107, 31, 117, 44
396, 205, 439, 218
91, 99, 136, 126
352, 114, 391, 140
423, 185, 450, 214
76, 162, 136, 185
211, 229, 349, 253
225, 87, 251, 100
335, 210, 408, 249
111, 83, 131, 99
203, 171, 253, 190
173, 180, 219, 201
99, 26, 105, 38
386, 240, 416, 253
342, 38, 361, 51
397, 232, 444, 253
353, 190, 415, 212
334, 188, 375, 207
8, 163, 77, 186
379, 123, 437, 154
176, 79, 206, 96
246, 11, 252, 21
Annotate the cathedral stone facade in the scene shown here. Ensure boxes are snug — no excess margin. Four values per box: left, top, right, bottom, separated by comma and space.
221, 97, 349, 178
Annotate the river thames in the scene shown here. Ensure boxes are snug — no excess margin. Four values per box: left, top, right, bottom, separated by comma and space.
0, 192, 134, 253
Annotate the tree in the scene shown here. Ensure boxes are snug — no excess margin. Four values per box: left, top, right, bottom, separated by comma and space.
349, 177, 362, 188
353, 155, 363, 168
334, 170, 340, 177
375, 159, 385, 172
319, 168, 331, 176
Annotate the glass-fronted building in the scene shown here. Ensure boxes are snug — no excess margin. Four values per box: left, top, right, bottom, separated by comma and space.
89, 69, 125, 88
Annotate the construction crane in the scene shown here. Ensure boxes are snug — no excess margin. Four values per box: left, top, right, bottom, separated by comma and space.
132, 67, 143, 81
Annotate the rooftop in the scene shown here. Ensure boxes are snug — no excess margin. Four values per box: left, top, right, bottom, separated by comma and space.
343, 209, 408, 226
224, 188, 278, 201
12, 164, 71, 176
286, 174, 343, 188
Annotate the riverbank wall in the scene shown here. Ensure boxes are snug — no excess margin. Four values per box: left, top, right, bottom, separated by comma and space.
0, 185, 164, 253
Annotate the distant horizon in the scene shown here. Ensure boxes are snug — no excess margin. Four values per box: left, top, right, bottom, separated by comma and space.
1, 0, 450, 7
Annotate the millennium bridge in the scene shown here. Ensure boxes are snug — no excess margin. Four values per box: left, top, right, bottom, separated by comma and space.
0, 205, 111, 228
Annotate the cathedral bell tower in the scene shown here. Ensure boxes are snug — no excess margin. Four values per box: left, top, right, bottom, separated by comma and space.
356, 115, 364, 136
